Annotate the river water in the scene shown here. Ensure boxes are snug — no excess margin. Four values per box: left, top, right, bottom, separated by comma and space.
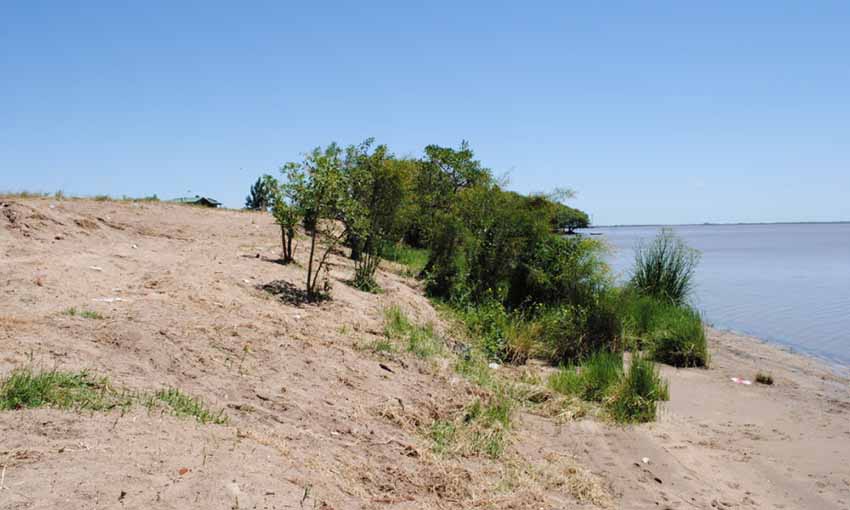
586, 223, 850, 366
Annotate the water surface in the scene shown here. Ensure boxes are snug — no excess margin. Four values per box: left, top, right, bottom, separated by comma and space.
587, 223, 850, 366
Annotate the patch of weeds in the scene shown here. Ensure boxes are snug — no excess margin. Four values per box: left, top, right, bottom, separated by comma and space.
0, 369, 130, 411
755, 372, 774, 385
429, 419, 457, 454
548, 351, 623, 402
0, 368, 227, 425
63, 307, 104, 320
358, 338, 397, 354
150, 388, 228, 424
607, 355, 669, 423
428, 391, 514, 459
382, 306, 443, 359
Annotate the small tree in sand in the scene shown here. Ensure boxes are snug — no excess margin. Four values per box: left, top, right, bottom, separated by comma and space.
343, 139, 405, 292
281, 144, 355, 301
264, 175, 298, 263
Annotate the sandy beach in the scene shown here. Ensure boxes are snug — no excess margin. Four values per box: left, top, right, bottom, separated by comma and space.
2, 197, 849, 509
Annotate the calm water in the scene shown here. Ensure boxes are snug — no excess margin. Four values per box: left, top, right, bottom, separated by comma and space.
586, 223, 850, 366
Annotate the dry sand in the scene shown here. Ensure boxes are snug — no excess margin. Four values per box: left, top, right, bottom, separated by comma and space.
1, 197, 848, 509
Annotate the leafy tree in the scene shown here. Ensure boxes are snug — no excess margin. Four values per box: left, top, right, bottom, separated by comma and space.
343, 139, 405, 291
264, 175, 298, 263
281, 144, 355, 301
245, 176, 275, 210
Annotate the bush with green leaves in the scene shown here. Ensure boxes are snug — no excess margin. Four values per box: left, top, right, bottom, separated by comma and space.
631, 229, 700, 306
536, 296, 622, 365
280, 144, 356, 301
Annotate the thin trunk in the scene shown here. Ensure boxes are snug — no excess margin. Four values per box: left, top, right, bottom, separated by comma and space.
307, 229, 317, 297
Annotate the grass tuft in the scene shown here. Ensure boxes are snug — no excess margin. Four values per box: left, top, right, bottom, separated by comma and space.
383, 306, 443, 359
0, 368, 227, 424
0, 369, 129, 411
151, 388, 228, 424
548, 351, 623, 402
631, 229, 700, 307
607, 355, 669, 423
63, 307, 105, 320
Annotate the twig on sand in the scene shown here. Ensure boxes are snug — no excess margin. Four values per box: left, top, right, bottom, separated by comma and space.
1, 464, 6, 491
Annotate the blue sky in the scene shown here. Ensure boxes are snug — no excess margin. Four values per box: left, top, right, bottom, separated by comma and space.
2, 1, 848, 225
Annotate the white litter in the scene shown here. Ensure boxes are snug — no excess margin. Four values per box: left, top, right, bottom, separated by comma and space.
488, 362, 501, 370
89, 266, 104, 271
642, 457, 650, 464
131, 244, 138, 249
93, 297, 126, 303
731, 377, 752, 385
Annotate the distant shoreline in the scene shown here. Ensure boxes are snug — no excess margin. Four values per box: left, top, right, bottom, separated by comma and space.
585, 220, 850, 228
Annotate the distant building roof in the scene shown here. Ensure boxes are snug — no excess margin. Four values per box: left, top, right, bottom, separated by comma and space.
171, 195, 222, 207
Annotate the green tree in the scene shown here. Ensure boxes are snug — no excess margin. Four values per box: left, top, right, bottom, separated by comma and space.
245, 176, 275, 210
265, 175, 298, 263
343, 139, 405, 291
281, 144, 355, 301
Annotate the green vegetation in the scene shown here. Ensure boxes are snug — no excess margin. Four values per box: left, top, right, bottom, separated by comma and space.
755, 372, 774, 385
0, 368, 226, 424
0, 369, 128, 411
429, 390, 514, 458
631, 229, 700, 306
63, 307, 105, 320
380, 242, 429, 277
245, 176, 275, 210
244, 140, 720, 423
608, 355, 669, 423
149, 388, 228, 424
382, 306, 443, 358
548, 351, 624, 402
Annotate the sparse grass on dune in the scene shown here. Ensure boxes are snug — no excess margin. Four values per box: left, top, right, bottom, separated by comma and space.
0, 369, 130, 411
63, 307, 105, 320
0, 368, 227, 424
382, 305, 444, 359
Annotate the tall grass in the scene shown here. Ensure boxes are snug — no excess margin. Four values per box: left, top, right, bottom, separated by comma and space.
607, 354, 669, 423
618, 291, 709, 367
548, 351, 623, 402
631, 229, 700, 306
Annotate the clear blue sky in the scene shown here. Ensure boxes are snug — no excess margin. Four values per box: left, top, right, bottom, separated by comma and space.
2, 1, 848, 225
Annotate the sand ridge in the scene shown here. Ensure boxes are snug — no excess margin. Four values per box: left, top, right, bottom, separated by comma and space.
1, 197, 848, 509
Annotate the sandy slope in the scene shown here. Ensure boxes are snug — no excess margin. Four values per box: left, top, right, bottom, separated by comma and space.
1, 197, 848, 510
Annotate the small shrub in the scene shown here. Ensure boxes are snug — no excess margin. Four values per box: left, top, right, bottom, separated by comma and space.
537, 298, 621, 365
631, 229, 700, 306
607, 355, 669, 423
458, 297, 512, 361
755, 372, 774, 385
